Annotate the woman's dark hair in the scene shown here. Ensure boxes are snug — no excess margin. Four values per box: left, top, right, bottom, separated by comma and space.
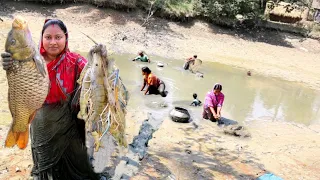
142, 66, 151, 74
42, 19, 68, 35
213, 83, 222, 91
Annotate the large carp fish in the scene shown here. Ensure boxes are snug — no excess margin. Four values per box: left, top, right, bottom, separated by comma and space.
4, 16, 49, 149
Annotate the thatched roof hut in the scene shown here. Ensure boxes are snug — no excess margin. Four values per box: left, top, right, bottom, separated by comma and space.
265, 1, 308, 23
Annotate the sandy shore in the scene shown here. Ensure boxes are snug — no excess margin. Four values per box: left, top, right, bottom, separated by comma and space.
0, 1, 320, 180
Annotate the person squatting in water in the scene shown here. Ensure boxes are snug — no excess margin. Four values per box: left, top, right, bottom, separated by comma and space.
140, 66, 168, 97
202, 83, 225, 123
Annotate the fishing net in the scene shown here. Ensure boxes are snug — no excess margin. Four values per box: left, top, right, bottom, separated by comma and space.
189, 58, 202, 73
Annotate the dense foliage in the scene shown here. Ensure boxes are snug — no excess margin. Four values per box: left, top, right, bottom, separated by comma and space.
139, 0, 263, 20
206, 0, 262, 19
20, 0, 314, 24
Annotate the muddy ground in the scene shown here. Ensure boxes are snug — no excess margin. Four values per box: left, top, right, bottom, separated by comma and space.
0, 1, 320, 180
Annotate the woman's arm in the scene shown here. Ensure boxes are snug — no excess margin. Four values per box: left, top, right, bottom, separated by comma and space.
217, 106, 222, 117
209, 107, 218, 118
141, 81, 146, 91
133, 56, 140, 61
216, 94, 224, 117
144, 85, 150, 95
147, 56, 151, 63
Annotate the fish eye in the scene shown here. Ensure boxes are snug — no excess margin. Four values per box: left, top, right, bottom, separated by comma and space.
11, 39, 16, 45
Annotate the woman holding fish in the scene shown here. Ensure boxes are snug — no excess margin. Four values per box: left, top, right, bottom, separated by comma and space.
1, 18, 102, 179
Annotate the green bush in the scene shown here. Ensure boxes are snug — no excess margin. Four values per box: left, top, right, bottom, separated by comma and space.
202, 0, 261, 20
151, 0, 202, 18
138, 0, 262, 21
24, 0, 269, 24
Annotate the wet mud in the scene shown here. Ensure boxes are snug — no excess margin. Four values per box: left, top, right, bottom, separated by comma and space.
112, 113, 164, 179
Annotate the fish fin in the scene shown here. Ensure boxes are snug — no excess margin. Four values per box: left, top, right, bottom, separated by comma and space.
16, 129, 29, 149
5, 128, 18, 148
33, 50, 47, 77
29, 111, 37, 124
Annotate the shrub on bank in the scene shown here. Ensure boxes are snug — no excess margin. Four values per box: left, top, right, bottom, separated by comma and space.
9, 0, 265, 21
13, 0, 315, 29
202, 0, 261, 20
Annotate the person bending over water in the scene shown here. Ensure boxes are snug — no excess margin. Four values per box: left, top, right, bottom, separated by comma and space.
190, 93, 202, 106
1, 19, 102, 180
202, 83, 225, 122
141, 66, 167, 97
132, 51, 150, 63
183, 55, 197, 70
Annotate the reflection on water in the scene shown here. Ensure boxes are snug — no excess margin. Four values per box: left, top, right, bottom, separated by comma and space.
78, 52, 320, 125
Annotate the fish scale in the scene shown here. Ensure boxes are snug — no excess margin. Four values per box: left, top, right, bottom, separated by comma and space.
7, 60, 49, 131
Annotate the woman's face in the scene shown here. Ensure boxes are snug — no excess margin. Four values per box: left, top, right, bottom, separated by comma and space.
142, 71, 146, 76
42, 24, 66, 57
213, 89, 221, 95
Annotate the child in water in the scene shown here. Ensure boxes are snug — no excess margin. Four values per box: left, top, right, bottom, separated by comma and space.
190, 93, 202, 106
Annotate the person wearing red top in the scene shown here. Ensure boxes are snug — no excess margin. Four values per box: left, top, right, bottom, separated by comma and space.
140, 66, 168, 97
1, 19, 102, 179
183, 55, 197, 70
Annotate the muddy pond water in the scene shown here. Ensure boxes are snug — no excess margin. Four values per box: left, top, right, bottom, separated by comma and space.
1, 53, 319, 126
110, 54, 320, 126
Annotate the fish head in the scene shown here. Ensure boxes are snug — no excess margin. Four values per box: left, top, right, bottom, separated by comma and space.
91, 44, 107, 72
5, 16, 35, 61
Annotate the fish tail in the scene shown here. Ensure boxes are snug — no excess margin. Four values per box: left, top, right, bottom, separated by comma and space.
5, 111, 35, 149
16, 111, 37, 149
5, 127, 18, 147
16, 129, 29, 149
5, 128, 29, 149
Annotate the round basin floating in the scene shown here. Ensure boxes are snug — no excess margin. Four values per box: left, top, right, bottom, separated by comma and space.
169, 107, 190, 123
157, 62, 164, 67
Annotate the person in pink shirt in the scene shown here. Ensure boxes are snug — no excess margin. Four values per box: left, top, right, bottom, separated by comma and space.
202, 83, 225, 122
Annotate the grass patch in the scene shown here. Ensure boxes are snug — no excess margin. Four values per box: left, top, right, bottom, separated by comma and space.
163, 0, 197, 17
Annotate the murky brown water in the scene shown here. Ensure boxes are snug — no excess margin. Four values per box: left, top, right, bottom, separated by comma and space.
111, 54, 320, 126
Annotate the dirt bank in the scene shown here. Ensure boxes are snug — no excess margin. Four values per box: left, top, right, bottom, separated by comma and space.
1, 1, 320, 90
0, 1, 320, 180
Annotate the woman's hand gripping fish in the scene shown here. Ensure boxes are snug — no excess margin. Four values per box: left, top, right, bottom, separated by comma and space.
3, 16, 49, 149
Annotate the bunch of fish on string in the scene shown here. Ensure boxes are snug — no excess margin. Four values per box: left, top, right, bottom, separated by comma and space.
76, 36, 129, 152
